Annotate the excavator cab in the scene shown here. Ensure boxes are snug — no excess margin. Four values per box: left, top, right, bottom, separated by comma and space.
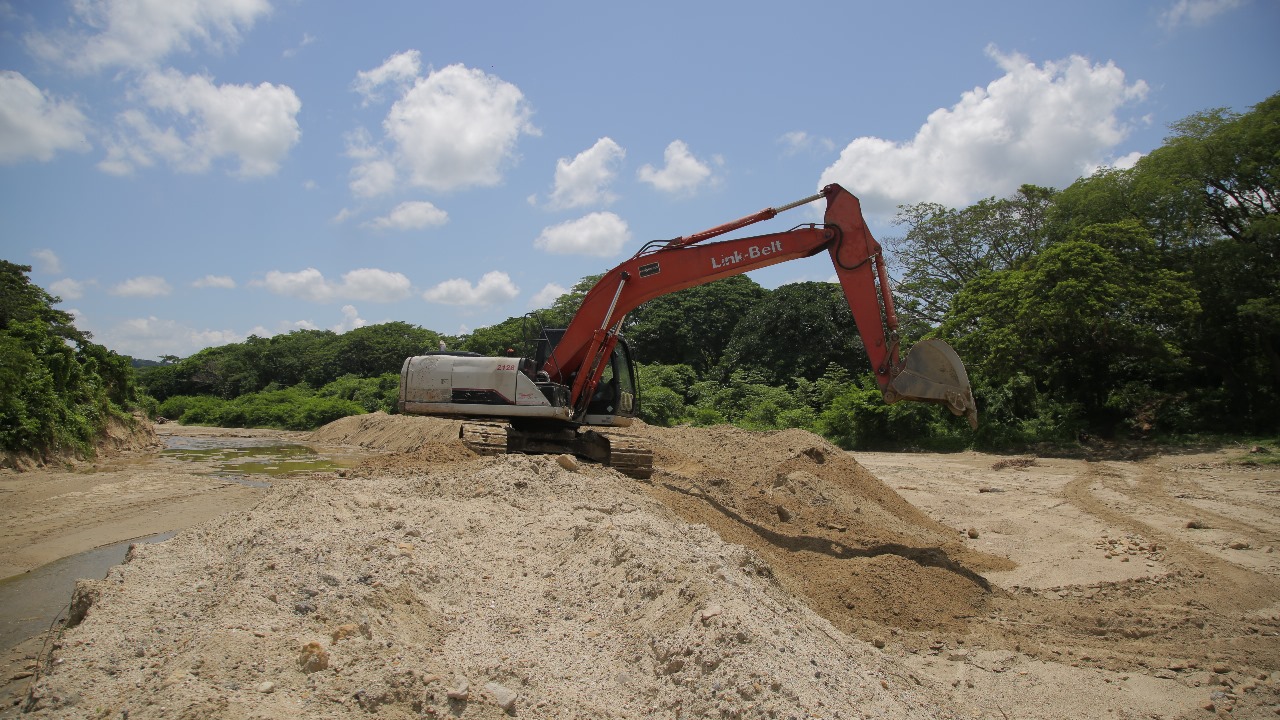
583, 337, 639, 425
535, 329, 639, 427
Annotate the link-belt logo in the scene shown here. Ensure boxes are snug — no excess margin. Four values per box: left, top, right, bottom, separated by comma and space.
710, 240, 783, 270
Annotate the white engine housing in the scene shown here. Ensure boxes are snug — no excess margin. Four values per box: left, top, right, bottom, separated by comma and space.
398, 354, 572, 421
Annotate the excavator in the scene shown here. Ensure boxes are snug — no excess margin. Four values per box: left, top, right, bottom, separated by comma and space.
399, 184, 978, 479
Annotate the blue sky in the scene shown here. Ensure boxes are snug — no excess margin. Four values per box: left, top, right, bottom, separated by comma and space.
2, 0, 1276, 360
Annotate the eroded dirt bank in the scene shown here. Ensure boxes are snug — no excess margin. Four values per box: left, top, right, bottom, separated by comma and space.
6, 414, 1280, 718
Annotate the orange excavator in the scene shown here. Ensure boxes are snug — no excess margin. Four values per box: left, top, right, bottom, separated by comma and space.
399, 184, 977, 478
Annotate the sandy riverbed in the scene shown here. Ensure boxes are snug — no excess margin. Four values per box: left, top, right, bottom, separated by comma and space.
2, 415, 1277, 718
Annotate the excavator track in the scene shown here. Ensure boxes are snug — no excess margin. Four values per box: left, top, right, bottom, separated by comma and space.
459, 423, 510, 456
458, 422, 654, 480
604, 435, 654, 480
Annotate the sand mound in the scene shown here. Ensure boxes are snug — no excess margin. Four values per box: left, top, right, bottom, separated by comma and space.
623, 423, 1012, 638
318, 415, 1009, 637
27, 452, 960, 718
307, 412, 465, 452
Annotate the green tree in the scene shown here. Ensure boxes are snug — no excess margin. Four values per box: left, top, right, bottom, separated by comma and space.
0, 261, 141, 458
1048, 93, 1279, 431
263, 329, 335, 388
317, 322, 440, 381
626, 275, 766, 373
943, 221, 1200, 434
458, 316, 537, 357
816, 376, 941, 450
1142, 94, 1278, 244
720, 282, 867, 386
887, 185, 1056, 324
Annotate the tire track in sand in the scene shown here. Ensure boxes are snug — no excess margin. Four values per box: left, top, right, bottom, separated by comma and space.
1063, 463, 1280, 613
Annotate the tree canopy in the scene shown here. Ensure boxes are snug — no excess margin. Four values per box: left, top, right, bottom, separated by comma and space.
1, 261, 142, 459
626, 275, 766, 373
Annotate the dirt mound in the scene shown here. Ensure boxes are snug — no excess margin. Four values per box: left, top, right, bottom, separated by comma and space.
308, 412, 479, 477
621, 423, 1013, 640
307, 412, 464, 452
25, 453, 960, 718
318, 415, 1008, 639
311, 415, 1010, 638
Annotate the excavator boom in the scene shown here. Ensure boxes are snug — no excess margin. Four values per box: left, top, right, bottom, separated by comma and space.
547, 184, 978, 428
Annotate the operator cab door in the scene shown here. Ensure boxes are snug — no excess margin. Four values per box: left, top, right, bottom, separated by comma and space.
583, 337, 639, 427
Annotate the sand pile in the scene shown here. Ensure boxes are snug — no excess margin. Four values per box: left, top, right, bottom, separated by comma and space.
622, 423, 1013, 639
24, 414, 1019, 718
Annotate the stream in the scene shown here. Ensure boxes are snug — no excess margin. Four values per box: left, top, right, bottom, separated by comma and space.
0, 435, 348, 656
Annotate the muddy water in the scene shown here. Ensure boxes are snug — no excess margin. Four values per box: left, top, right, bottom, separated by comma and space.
161, 436, 344, 486
0, 531, 176, 652
0, 435, 348, 655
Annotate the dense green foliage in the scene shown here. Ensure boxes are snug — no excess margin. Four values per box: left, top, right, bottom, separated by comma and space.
155, 374, 397, 430
720, 282, 868, 386
9, 94, 1275, 449
140, 323, 440, 402
0, 261, 142, 459
627, 275, 766, 373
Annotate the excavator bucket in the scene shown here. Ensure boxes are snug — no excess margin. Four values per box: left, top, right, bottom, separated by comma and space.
887, 339, 979, 429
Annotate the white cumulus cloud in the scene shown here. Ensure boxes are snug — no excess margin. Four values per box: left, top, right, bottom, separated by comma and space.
111, 275, 173, 297
31, 248, 63, 274
352, 50, 421, 104
818, 46, 1149, 216
100, 69, 301, 177
530, 282, 567, 308
332, 305, 366, 332
778, 131, 835, 156
50, 278, 86, 300
340, 268, 413, 302
260, 267, 411, 303
366, 200, 449, 230
1160, 0, 1242, 29
26, 0, 271, 73
0, 72, 90, 164
548, 137, 626, 209
422, 271, 519, 306
350, 62, 536, 195
349, 160, 397, 198
534, 212, 631, 257
638, 140, 712, 194
193, 274, 236, 289
101, 316, 244, 360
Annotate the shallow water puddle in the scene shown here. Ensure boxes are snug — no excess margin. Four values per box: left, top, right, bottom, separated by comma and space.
0, 531, 175, 653
161, 436, 343, 485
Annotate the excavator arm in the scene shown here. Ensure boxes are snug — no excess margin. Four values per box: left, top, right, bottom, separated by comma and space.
545, 184, 978, 428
